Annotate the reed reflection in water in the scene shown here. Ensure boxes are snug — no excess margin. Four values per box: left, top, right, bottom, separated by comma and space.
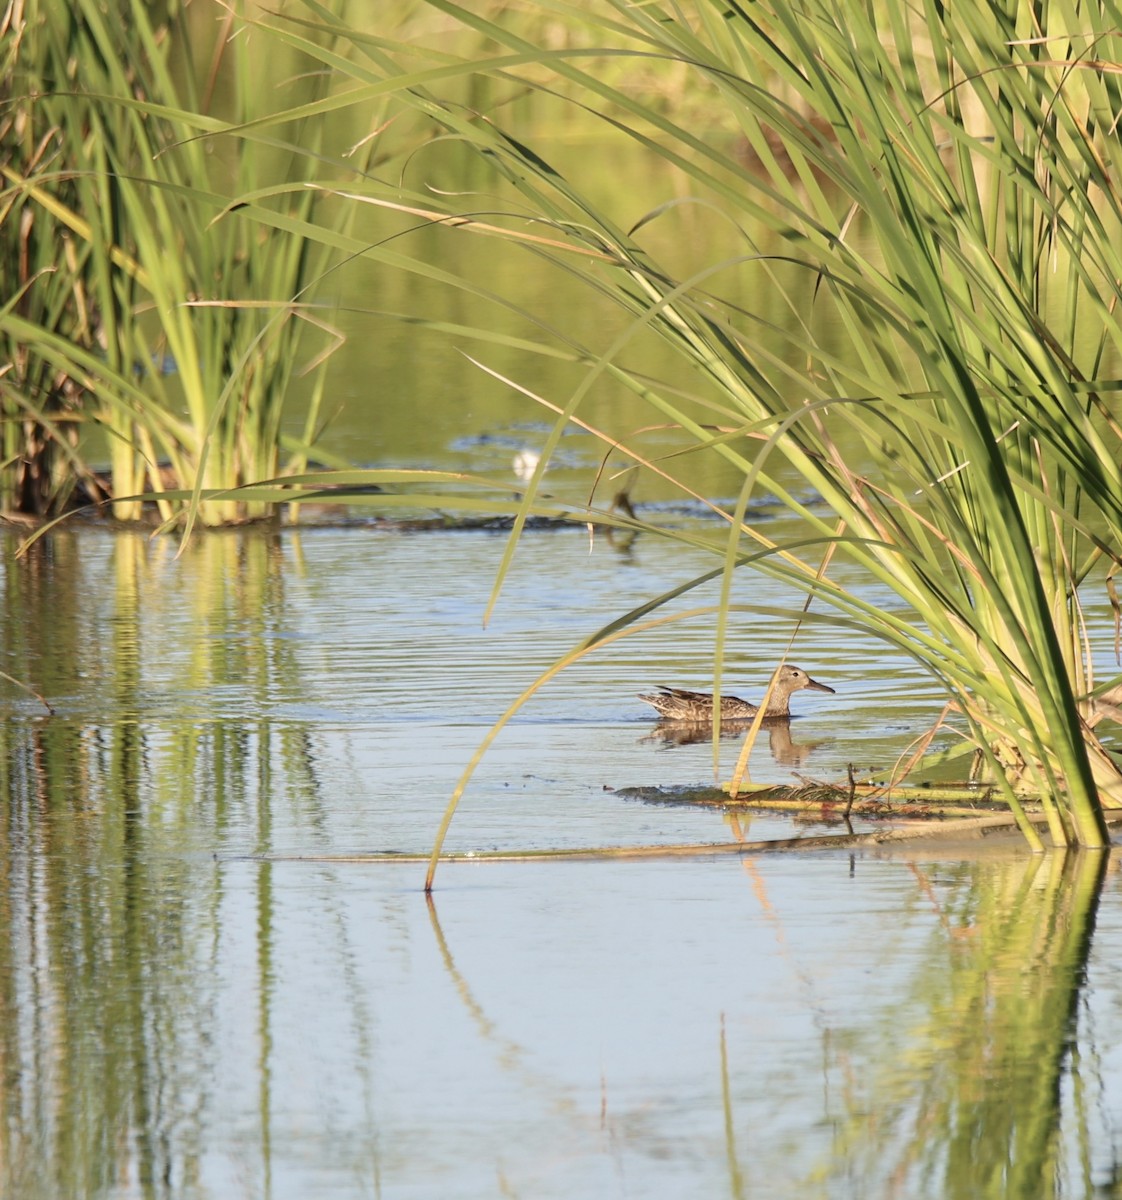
1, 526, 1121, 1197
1, 726, 1120, 1194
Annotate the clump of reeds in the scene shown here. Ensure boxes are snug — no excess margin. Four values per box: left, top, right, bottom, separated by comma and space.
0, 0, 352, 524
166, 1, 1122, 869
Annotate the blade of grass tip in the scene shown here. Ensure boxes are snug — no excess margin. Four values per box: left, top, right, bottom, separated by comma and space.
473, 241, 665, 627
464, 353, 755, 531
424, 605, 734, 891
0, 670, 54, 715
719, 1017, 746, 1195
15, 502, 107, 558
883, 703, 957, 794
712, 402, 821, 783
473, 227, 753, 617
710, 468, 763, 780
175, 299, 298, 550
727, 668, 785, 799
727, 525, 842, 796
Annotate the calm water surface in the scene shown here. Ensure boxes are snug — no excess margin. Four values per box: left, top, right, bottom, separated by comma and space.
2, 524, 1122, 1198
8, 15, 1119, 1185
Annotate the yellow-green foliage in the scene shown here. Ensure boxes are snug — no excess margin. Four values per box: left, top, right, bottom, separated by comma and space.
244, 0, 1122, 858
0, 0, 355, 522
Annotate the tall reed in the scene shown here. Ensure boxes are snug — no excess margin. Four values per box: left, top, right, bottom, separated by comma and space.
1, 0, 349, 523
182, 1, 1122, 856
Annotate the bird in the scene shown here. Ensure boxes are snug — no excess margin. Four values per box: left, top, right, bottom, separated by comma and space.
638, 664, 835, 721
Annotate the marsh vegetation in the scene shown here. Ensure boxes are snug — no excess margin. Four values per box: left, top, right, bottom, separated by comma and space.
14, 0, 1119, 846
4, 4, 1122, 1188
196, 0, 1122, 858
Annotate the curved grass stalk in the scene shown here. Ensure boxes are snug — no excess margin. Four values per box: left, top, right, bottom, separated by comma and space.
422, 591, 900, 891
215, 1, 1122, 849
423, 605, 724, 890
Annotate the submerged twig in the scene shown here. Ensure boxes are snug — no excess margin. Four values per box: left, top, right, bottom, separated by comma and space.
0, 670, 53, 715
244, 809, 1116, 868
844, 763, 857, 819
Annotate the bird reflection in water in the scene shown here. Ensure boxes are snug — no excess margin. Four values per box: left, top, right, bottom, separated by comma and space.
642, 717, 824, 767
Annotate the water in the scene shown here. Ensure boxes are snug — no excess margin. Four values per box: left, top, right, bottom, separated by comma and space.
2, 524, 1122, 1198
7, 106, 1122, 1200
